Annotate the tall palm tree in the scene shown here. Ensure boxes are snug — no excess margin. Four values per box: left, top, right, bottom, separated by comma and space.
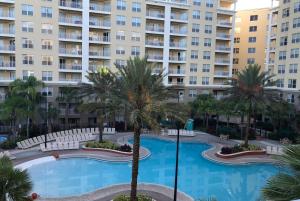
9, 76, 44, 138
115, 57, 174, 201
78, 67, 116, 142
227, 64, 275, 147
0, 156, 32, 201
262, 145, 300, 201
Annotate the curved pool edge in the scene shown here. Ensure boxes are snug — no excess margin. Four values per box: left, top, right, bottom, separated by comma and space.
36, 183, 194, 201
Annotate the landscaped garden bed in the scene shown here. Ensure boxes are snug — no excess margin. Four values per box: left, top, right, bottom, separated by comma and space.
113, 194, 154, 201
216, 144, 266, 159
83, 141, 132, 155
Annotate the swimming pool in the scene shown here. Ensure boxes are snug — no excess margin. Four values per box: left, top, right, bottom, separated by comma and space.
0, 135, 7, 143
27, 138, 282, 200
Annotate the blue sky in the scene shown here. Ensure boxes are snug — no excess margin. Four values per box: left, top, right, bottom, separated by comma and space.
236, 0, 275, 10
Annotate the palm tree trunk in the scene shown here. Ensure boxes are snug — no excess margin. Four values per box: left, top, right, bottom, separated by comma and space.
124, 106, 128, 131
26, 115, 29, 138
216, 114, 219, 134
245, 103, 252, 147
206, 113, 209, 130
98, 115, 104, 143
130, 124, 141, 201
226, 115, 230, 128
65, 103, 69, 130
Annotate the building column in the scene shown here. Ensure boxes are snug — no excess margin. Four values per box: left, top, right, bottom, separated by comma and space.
163, 5, 171, 85
229, 2, 237, 78
265, 0, 274, 72
82, 1, 90, 83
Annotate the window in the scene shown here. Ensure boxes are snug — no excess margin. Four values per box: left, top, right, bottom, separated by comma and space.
204, 25, 212, 34
192, 10, 200, 19
22, 55, 34, 65
189, 89, 197, 98
41, 87, 53, 97
192, 24, 200, 32
41, 23, 53, 34
288, 79, 297, 88
280, 36, 288, 46
279, 51, 287, 60
233, 58, 239, 64
233, 48, 239, 53
206, 0, 213, 7
248, 48, 256, 53
205, 12, 213, 21
277, 79, 284, 88
116, 15, 126, 25
204, 38, 211, 47
190, 64, 197, 72
278, 65, 285, 74
287, 94, 295, 103
132, 17, 141, 27
203, 51, 210, 60
41, 40, 53, 50
42, 71, 53, 81
292, 33, 300, 43
42, 56, 53, 66
189, 76, 197, 85
281, 22, 289, 32
116, 31, 125, 40
41, 7, 52, 18
117, 0, 126, 10
293, 17, 300, 28
116, 47, 125, 55
22, 21, 34, 32
247, 58, 255, 64
193, 0, 201, 6
202, 77, 209, 85
282, 8, 290, 18
131, 32, 140, 41
202, 64, 210, 72
22, 38, 33, 48
22, 4, 33, 16
289, 64, 298, 73
291, 48, 299, 58
131, 46, 140, 56
284, 0, 290, 3
191, 37, 199, 46
132, 2, 141, 12
116, 59, 126, 68
250, 15, 258, 21
249, 26, 257, 32
295, 1, 300, 13
191, 50, 198, 59
22, 70, 34, 80
234, 37, 240, 43
248, 37, 256, 43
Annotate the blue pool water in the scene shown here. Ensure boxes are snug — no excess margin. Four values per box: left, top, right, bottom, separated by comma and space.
0, 135, 7, 143
27, 138, 282, 200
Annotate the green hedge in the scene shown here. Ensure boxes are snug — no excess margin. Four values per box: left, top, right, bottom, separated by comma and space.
114, 195, 152, 201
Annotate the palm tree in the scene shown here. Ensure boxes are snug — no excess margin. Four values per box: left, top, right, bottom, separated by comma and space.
38, 104, 59, 133
227, 64, 275, 147
78, 67, 116, 142
56, 86, 78, 130
262, 145, 300, 201
115, 57, 174, 201
9, 76, 44, 138
0, 156, 32, 201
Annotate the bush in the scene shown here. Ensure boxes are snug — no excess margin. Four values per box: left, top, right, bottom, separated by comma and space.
0, 140, 16, 150
221, 144, 261, 155
114, 194, 152, 201
221, 147, 232, 154
85, 141, 132, 152
117, 144, 132, 152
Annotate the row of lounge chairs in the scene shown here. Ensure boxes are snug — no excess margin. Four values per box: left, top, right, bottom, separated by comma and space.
40, 141, 80, 152
266, 146, 284, 155
56, 134, 96, 143
103, 128, 116, 135
0, 151, 16, 159
167, 129, 195, 137
17, 128, 101, 149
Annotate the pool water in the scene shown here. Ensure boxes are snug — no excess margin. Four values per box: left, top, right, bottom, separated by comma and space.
27, 138, 282, 200
0, 136, 7, 143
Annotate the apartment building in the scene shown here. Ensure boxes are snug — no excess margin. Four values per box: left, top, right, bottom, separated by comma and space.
233, 8, 270, 74
266, 0, 300, 106
0, 0, 236, 126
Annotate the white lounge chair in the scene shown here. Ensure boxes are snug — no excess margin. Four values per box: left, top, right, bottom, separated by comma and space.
95, 127, 99, 134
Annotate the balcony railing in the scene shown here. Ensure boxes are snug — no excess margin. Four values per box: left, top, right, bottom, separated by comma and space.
59, 64, 82, 70
59, 48, 82, 55
146, 26, 164, 33
0, 11, 14, 18
216, 33, 231, 39
89, 36, 110, 43
90, 3, 111, 12
217, 20, 232, 26
89, 20, 111, 27
89, 51, 110, 57
214, 71, 229, 76
0, 61, 15, 68
147, 55, 163, 60
59, 1, 82, 9
146, 40, 164, 46
215, 59, 230, 64
170, 28, 187, 34
59, 33, 82, 40
0, 45, 15, 51
59, 78, 81, 82
0, 28, 15, 35
59, 17, 82, 25
146, 11, 164, 18
216, 46, 231, 51
171, 13, 188, 21
170, 41, 187, 48
0, 76, 15, 81
169, 56, 186, 61
168, 69, 185, 74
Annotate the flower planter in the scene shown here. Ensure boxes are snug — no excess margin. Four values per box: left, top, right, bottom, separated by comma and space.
82, 145, 133, 156
215, 150, 266, 159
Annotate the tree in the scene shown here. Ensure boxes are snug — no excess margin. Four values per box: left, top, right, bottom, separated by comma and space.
115, 57, 174, 201
56, 86, 78, 130
78, 67, 116, 142
38, 104, 59, 133
227, 64, 275, 147
262, 145, 300, 201
0, 156, 32, 201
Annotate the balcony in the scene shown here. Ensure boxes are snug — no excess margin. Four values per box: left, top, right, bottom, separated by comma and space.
59, 48, 82, 57
0, 45, 15, 53
217, 7, 235, 15
146, 11, 165, 20
168, 81, 185, 87
171, 13, 188, 22
0, 61, 15, 70
59, 17, 82, 26
217, 20, 232, 27
169, 41, 187, 49
146, 26, 164, 34
215, 59, 230, 65
147, 55, 163, 62
0, 76, 15, 82
59, 78, 81, 83
145, 40, 164, 48
215, 46, 231, 53
170, 28, 187, 36
89, 51, 110, 59
168, 69, 185, 76
59, 64, 82, 72
89, 20, 111, 29
90, 3, 111, 13
216, 33, 231, 40
0, 0, 15, 4
269, 47, 276, 52
146, 0, 188, 5
0, 28, 15, 37
169, 56, 186, 63
89, 36, 110, 44
59, 32, 82, 42
59, 1, 82, 10
0, 11, 14, 20
214, 71, 230, 78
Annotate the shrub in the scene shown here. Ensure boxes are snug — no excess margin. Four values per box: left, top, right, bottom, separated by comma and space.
118, 144, 132, 152
0, 140, 16, 150
85, 141, 132, 152
221, 144, 261, 155
221, 147, 232, 154
114, 194, 152, 201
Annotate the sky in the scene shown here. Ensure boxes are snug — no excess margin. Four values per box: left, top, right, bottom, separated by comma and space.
236, 0, 274, 10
